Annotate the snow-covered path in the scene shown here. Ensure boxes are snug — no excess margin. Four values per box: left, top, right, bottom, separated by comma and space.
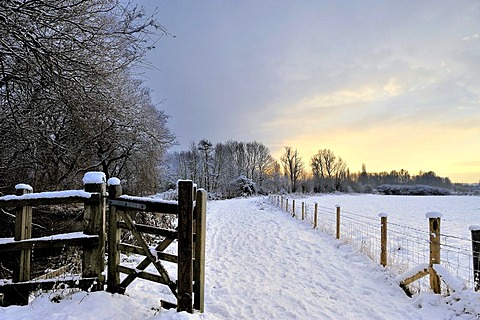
3, 196, 476, 319
204, 197, 424, 319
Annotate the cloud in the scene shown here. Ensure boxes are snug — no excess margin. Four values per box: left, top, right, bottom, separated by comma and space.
463, 33, 479, 41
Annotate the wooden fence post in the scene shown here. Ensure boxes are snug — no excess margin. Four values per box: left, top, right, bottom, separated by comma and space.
286, 199, 289, 213
292, 200, 295, 217
194, 189, 207, 312
470, 226, 480, 291
107, 178, 122, 293
177, 180, 194, 313
314, 203, 318, 229
336, 205, 341, 239
82, 172, 106, 291
379, 213, 388, 267
426, 212, 442, 294
301, 202, 305, 221
11, 184, 33, 305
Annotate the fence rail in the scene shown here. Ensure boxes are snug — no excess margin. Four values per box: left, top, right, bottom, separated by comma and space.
0, 173, 206, 314
269, 195, 480, 295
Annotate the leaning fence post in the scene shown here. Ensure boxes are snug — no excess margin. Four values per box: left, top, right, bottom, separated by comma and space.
336, 205, 341, 239
470, 225, 480, 291
426, 211, 442, 294
314, 203, 318, 229
107, 177, 122, 293
379, 213, 388, 267
178, 180, 194, 313
82, 172, 107, 291
11, 184, 33, 305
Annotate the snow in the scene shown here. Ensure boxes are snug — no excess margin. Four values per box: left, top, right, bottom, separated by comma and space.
14, 184, 33, 191
1, 196, 480, 319
426, 211, 444, 219
82, 171, 106, 184
433, 264, 465, 292
0, 232, 95, 245
469, 225, 480, 231
378, 212, 388, 218
396, 263, 429, 283
0, 190, 91, 201
107, 177, 121, 186
119, 195, 177, 205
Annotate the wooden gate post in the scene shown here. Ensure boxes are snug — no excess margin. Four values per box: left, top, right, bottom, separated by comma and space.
313, 203, 318, 229
336, 205, 341, 239
11, 184, 33, 305
470, 226, 480, 291
107, 178, 122, 293
82, 172, 106, 291
379, 213, 388, 267
426, 212, 442, 294
177, 180, 194, 313
194, 189, 207, 312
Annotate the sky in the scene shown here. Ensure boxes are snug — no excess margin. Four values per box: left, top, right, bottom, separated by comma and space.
132, 0, 480, 183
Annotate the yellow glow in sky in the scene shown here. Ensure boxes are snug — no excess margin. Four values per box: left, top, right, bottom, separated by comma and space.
270, 85, 480, 183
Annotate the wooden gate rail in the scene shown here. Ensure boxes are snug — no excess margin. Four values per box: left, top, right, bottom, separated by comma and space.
0, 173, 107, 306
107, 180, 206, 313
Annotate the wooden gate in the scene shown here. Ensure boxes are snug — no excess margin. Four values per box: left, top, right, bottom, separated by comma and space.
106, 180, 206, 313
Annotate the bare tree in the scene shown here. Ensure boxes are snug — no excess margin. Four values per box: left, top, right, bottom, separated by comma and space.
311, 149, 349, 192
280, 147, 304, 193
0, 0, 174, 193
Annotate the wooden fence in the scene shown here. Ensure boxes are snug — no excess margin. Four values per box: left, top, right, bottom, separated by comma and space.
0, 173, 206, 313
270, 195, 480, 295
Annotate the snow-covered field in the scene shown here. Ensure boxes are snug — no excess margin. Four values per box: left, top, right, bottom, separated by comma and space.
2, 196, 480, 319
294, 194, 480, 239
281, 194, 480, 289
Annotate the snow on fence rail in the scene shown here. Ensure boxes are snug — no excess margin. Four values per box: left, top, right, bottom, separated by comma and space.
269, 195, 480, 295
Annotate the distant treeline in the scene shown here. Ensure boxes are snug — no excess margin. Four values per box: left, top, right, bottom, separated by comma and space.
160, 139, 474, 197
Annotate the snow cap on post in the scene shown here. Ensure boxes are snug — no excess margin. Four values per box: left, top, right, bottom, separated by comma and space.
378, 212, 388, 218
469, 225, 480, 231
107, 177, 121, 186
82, 171, 106, 185
425, 211, 443, 219
335, 204, 340, 208
15, 184, 33, 191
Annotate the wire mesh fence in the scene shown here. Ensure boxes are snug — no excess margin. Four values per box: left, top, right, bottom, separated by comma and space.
269, 195, 479, 294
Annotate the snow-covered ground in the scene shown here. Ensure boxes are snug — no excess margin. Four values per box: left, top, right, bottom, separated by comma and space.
2, 196, 480, 319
